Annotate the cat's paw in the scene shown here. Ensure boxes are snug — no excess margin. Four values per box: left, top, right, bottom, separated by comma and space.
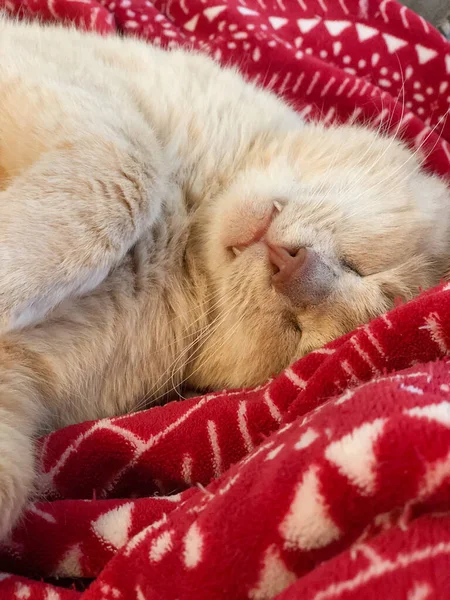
0, 424, 34, 540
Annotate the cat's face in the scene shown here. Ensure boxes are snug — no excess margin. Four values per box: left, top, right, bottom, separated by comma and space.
188, 125, 450, 390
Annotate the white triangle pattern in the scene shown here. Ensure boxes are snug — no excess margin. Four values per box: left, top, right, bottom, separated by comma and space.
184, 14, 199, 32
248, 545, 297, 599
325, 418, 386, 495
269, 16, 288, 30
382, 33, 407, 53
279, 466, 341, 550
92, 503, 133, 549
355, 23, 379, 42
324, 20, 351, 36
203, 5, 226, 22
55, 544, 83, 578
415, 44, 438, 65
297, 17, 320, 34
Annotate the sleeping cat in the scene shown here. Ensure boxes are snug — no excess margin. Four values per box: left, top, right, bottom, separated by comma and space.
0, 15, 448, 538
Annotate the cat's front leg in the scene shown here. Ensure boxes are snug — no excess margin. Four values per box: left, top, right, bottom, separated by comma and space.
0, 342, 45, 538
1, 132, 168, 333
0, 273, 133, 538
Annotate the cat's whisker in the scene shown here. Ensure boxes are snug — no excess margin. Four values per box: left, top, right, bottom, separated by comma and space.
136, 318, 228, 409
411, 110, 449, 163
160, 280, 248, 395
383, 130, 449, 205
165, 285, 220, 327
173, 315, 246, 403
166, 303, 238, 395
346, 65, 407, 196
140, 296, 237, 399
168, 294, 244, 382
132, 292, 242, 411
351, 108, 449, 205
160, 298, 249, 407
138, 285, 236, 362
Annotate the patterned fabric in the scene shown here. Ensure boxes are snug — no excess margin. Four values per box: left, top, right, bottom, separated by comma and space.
0, 1, 449, 598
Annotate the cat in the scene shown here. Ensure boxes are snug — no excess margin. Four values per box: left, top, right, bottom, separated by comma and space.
0, 14, 448, 539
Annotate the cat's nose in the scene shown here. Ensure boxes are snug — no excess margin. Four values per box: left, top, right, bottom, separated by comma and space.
268, 244, 335, 306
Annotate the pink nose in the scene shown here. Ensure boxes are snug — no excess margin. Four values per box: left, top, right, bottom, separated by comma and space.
267, 244, 334, 306
268, 245, 307, 282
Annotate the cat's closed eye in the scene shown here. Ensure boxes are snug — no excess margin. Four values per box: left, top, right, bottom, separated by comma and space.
341, 258, 362, 277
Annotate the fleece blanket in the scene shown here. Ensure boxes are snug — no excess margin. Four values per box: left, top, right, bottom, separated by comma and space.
0, 0, 449, 598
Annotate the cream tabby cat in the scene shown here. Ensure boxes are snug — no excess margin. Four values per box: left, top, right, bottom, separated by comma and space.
0, 15, 448, 538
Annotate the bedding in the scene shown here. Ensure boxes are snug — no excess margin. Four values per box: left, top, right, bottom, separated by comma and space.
0, 1, 450, 598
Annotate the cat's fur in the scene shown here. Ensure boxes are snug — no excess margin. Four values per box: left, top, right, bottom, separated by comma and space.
0, 16, 449, 537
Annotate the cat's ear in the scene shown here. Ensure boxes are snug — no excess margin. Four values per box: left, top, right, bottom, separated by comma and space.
412, 170, 450, 276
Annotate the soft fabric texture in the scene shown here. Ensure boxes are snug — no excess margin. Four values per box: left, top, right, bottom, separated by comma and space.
0, 0, 449, 598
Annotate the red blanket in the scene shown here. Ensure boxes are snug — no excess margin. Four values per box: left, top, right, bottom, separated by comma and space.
1, 1, 450, 598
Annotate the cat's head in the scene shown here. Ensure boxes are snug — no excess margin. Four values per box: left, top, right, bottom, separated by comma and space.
188, 124, 450, 390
